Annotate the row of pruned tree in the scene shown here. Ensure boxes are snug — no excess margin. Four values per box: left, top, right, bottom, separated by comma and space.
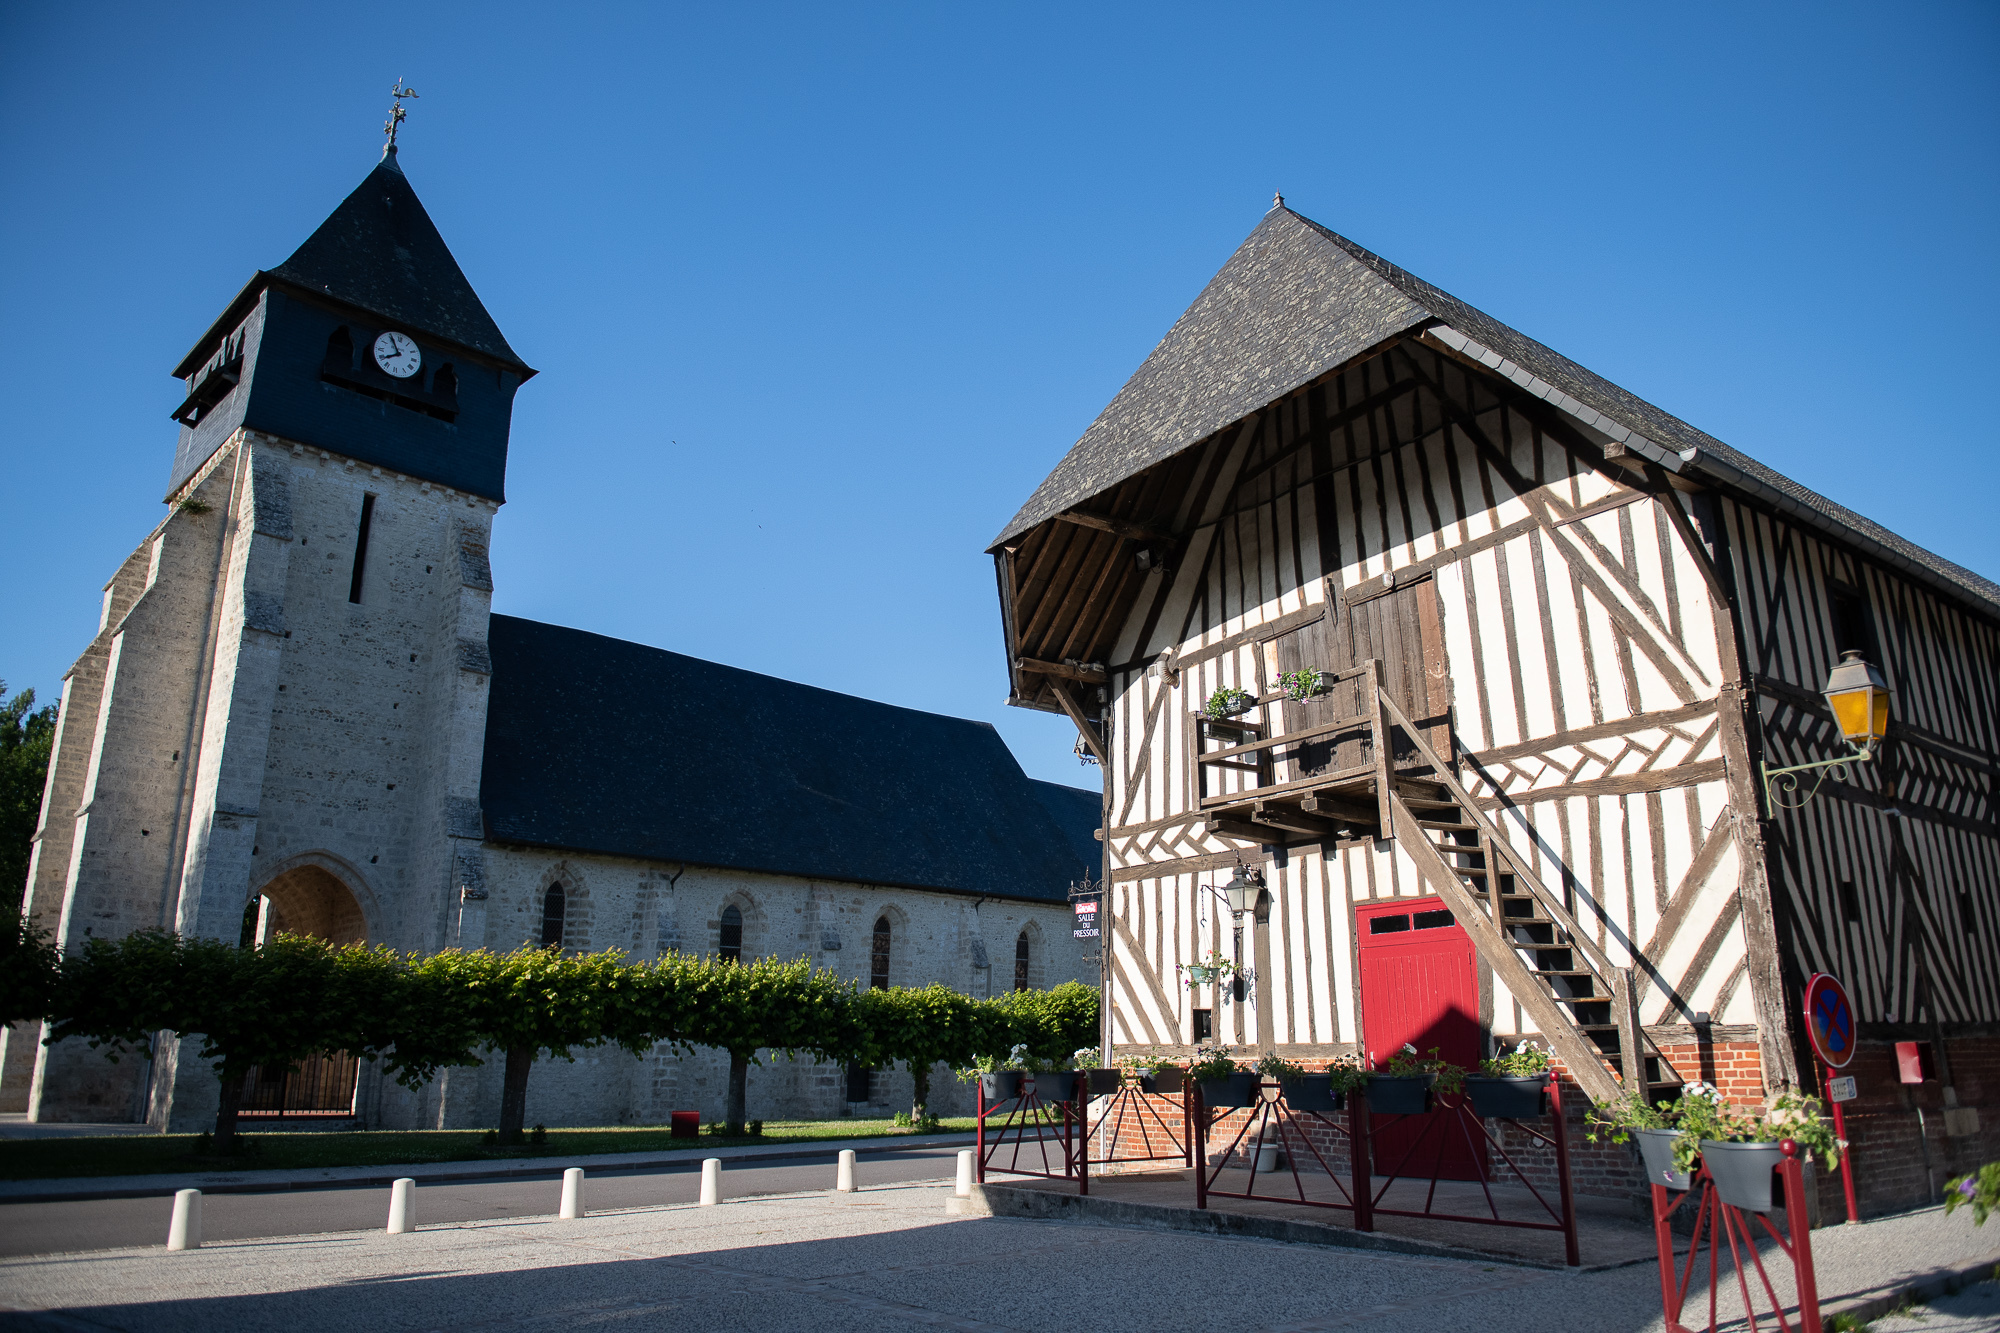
0, 921, 1097, 1147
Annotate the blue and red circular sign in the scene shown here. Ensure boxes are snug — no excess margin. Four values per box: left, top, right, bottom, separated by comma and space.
1804, 973, 1856, 1069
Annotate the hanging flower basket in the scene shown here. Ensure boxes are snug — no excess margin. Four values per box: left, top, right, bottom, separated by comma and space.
1280, 1074, 1341, 1113
1199, 1072, 1262, 1109
1701, 1140, 1789, 1213
1364, 1073, 1435, 1116
1185, 965, 1217, 984
978, 1072, 1021, 1102
1281, 668, 1329, 702
1464, 1074, 1549, 1120
1204, 687, 1257, 720
1632, 1128, 1694, 1191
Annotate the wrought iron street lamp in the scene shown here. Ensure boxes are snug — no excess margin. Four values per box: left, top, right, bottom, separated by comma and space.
1761, 650, 1893, 814
1195, 863, 1264, 1004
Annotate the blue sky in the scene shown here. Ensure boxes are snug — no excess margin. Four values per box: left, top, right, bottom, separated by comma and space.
2, 2, 1994, 788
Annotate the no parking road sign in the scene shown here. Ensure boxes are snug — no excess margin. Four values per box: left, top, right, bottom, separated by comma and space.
1804, 972, 1857, 1070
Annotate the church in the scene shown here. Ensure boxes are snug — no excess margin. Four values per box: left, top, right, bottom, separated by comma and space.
2, 142, 1101, 1132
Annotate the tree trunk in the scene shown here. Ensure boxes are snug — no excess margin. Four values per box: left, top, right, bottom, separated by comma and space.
212, 1064, 245, 1152
499, 1044, 533, 1144
726, 1051, 748, 1135
911, 1063, 932, 1127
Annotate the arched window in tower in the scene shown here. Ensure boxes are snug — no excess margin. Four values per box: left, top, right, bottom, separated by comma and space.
870, 917, 891, 989
322, 326, 353, 373
540, 884, 565, 949
432, 363, 457, 400
719, 904, 743, 963
1014, 931, 1031, 991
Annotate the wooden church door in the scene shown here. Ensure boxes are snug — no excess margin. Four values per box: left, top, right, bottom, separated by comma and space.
1356, 896, 1481, 1180
1274, 576, 1453, 783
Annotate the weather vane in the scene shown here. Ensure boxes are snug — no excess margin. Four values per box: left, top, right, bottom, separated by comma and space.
384, 79, 420, 149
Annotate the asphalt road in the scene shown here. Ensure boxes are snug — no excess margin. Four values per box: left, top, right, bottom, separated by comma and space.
0, 1145, 968, 1258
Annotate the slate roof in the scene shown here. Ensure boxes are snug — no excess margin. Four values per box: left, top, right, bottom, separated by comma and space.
480, 615, 1102, 902
174, 147, 530, 377
993, 207, 1999, 618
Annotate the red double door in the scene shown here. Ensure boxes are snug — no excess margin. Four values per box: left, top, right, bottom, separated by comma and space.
1356, 896, 1481, 1180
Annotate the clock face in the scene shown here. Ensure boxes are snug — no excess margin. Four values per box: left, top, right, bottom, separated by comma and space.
373, 331, 422, 379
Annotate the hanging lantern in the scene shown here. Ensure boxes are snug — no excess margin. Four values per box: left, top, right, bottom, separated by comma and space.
1822, 650, 1891, 753
1220, 865, 1263, 917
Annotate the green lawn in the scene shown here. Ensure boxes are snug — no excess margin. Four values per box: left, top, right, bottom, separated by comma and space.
0, 1118, 978, 1182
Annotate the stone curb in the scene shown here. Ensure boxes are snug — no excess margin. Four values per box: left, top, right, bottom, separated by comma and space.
968, 1182, 1634, 1272
1820, 1257, 2000, 1327
0, 1132, 977, 1205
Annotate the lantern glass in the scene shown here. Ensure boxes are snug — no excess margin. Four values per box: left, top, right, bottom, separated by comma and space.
1221, 870, 1261, 917
1821, 650, 1891, 747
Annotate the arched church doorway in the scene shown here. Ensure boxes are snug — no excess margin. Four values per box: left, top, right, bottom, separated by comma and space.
238, 860, 370, 1120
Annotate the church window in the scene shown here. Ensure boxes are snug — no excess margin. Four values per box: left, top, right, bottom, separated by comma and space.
870, 917, 891, 989
1014, 931, 1031, 991
540, 884, 565, 948
348, 494, 376, 604
719, 904, 743, 963
432, 363, 458, 403
323, 326, 354, 372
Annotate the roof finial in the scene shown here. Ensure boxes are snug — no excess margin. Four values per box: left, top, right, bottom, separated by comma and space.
383, 79, 419, 154
1272, 190, 1285, 211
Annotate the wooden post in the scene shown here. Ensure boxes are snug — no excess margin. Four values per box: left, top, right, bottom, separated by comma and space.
1550, 1078, 1579, 1268
1367, 659, 1392, 839
1617, 967, 1647, 1093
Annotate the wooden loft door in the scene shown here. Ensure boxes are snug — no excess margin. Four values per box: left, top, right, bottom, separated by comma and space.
1355, 895, 1481, 1180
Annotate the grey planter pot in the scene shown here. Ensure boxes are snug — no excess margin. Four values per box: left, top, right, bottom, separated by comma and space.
1085, 1068, 1123, 1096
1028, 1072, 1076, 1105
978, 1072, 1020, 1102
1464, 1075, 1549, 1120
1140, 1067, 1184, 1095
1701, 1140, 1809, 1214
1199, 1073, 1261, 1109
1632, 1128, 1693, 1191
1280, 1075, 1343, 1114
1365, 1074, 1435, 1116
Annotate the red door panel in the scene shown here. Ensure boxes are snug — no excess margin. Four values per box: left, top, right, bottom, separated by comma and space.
1357, 897, 1480, 1180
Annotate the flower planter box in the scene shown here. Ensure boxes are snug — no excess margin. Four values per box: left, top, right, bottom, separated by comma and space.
1701, 1141, 1814, 1214
1208, 695, 1257, 719
1464, 1074, 1549, 1120
1140, 1067, 1183, 1095
1365, 1074, 1435, 1116
1085, 1068, 1123, 1096
978, 1072, 1021, 1102
1279, 1075, 1342, 1113
1199, 1073, 1261, 1109
1029, 1072, 1077, 1105
1632, 1128, 1693, 1191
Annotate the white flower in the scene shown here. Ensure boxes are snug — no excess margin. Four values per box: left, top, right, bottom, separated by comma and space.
1402, 1042, 1418, 1054
1514, 1040, 1532, 1054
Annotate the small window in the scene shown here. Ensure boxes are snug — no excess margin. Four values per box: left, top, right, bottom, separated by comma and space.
870, 916, 891, 989
540, 884, 565, 948
239, 899, 261, 949
1839, 880, 1862, 922
1369, 914, 1411, 934
1014, 931, 1031, 991
719, 904, 743, 963
348, 494, 376, 605
322, 326, 354, 372
1829, 585, 1877, 661
432, 363, 457, 402
1960, 891, 1979, 938
846, 1064, 872, 1102
1413, 909, 1455, 930
1192, 1008, 1213, 1042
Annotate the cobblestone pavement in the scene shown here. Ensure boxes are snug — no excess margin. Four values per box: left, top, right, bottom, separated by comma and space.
1869, 1276, 2000, 1332
0, 1181, 1994, 1332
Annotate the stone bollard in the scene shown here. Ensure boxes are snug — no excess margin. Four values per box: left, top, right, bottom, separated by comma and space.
167, 1189, 202, 1251
955, 1149, 975, 1198
559, 1167, 586, 1220
387, 1178, 416, 1234
699, 1158, 723, 1206
835, 1149, 857, 1193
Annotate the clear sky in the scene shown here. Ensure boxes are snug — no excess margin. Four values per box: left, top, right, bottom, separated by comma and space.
2, 2, 1995, 790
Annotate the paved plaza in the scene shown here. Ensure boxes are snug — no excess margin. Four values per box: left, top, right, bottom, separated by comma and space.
0, 1173, 1995, 1332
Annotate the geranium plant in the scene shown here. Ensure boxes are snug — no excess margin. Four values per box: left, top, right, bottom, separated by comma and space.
1281, 668, 1327, 701
1665, 1085, 1842, 1176
1254, 1052, 1305, 1081
1381, 1043, 1466, 1094
1478, 1040, 1552, 1078
1204, 687, 1255, 720
1585, 1089, 1679, 1146
1324, 1053, 1370, 1094
1945, 1162, 2000, 1226
1189, 1042, 1240, 1082
1177, 949, 1237, 989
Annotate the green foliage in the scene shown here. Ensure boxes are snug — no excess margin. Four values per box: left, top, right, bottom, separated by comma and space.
1323, 1053, 1370, 1094
989, 980, 1098, 1063
1945, 1162, 2000, 1225
410, 946, 661, 1066
1254, 1051, 1304, 1081
1380, 1044, 1466, 1094
1189, 1042, 1239, 1082
1280, 668, 1326, 701
1586, 1091, 1678, 1145
1478, 1041, 1552, 1078
0, 914, 59, 1027
1657, 1084, 1843, 1175
1203, 686, 1255, 720
1, 682, 57, 917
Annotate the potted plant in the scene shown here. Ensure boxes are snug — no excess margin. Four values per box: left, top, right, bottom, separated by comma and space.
1178, 949, 1237, 989
961, 1050, 1019, 1103
1281, 668, 1329, 702
1367, 1044, 1464, 1116
1191, 1043, 1259, 1109
1019, 1049, 1073, 1107
1465, 1041, 1552, 1119
1682, 1088, 1839, 1214
1125, 1050, 1184, 1095
1076, 1047, 1122, 1096
1588, 1088, 1692, 1191
1204, 686, 1257, 720
1259, 1052, 1338, 1113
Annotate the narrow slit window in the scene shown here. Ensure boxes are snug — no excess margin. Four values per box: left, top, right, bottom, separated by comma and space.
1369, 914, 1411, 934
1413, 909, 1455, 930
1192, 1008, 1213, 1042
1014, 931, 1031, 991
1839, 880, 1862, 922
348, 494, 376, 604
719, 904, 743, 963
870, 916, 891, 989
540, 884, 565, 949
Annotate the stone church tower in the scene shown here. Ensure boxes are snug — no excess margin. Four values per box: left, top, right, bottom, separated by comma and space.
4, 144, 532, 1126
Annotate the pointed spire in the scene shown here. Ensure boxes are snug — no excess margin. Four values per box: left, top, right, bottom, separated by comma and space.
1272, 190, 1285, 211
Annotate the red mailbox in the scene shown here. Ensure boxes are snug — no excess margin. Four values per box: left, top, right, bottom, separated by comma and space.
1894, 1040, 1935, 1084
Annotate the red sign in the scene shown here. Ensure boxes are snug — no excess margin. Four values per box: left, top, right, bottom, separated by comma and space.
1803, 973, 1856, 1069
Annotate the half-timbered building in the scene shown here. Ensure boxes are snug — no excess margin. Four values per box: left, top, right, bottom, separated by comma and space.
990, 201, 1998, 1213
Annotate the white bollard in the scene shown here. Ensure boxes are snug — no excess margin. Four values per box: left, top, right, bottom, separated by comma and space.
835, 1148, 857, 1193
166, 1189, 202, 1251
387, 1178, 416, 1234
699, 1157, 723, 1206
559, 1167, 586, 1219
955, 1149, 975, 1198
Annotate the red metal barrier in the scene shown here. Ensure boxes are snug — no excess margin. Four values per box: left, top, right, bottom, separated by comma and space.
975, 1084, 1078, 1185
1652, 1140, 1822, 1333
